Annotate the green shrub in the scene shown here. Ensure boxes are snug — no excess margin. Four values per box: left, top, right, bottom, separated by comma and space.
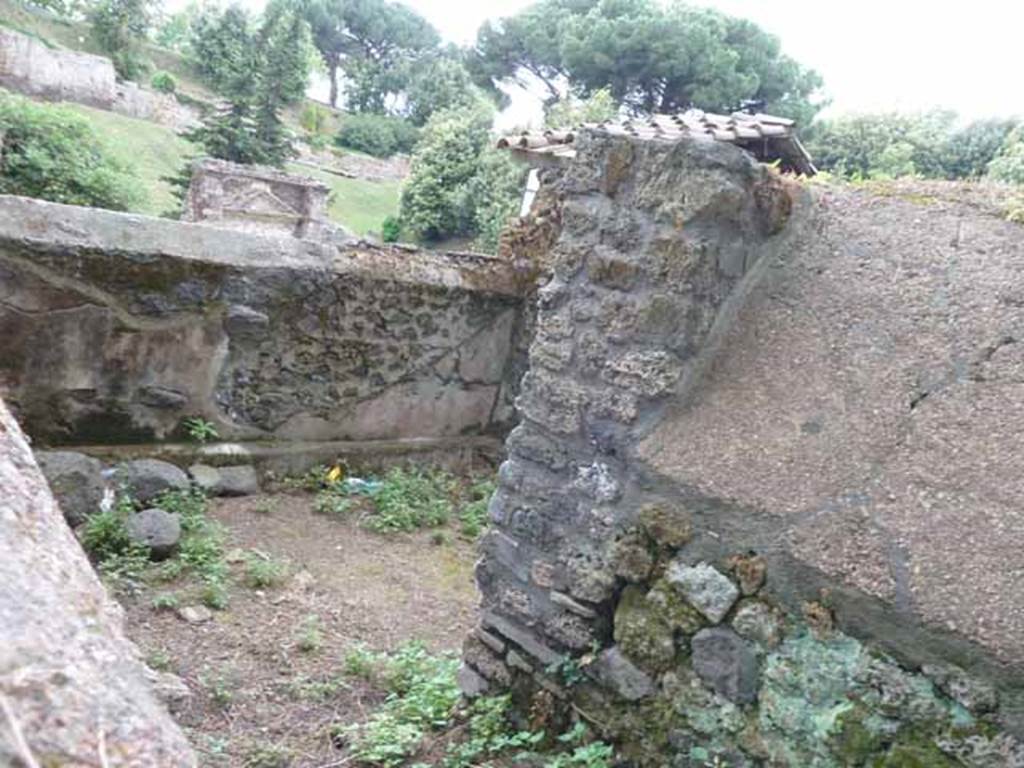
336, 113, 419, 158
300, 101, 331, 135
366, 467, 453, 533
381, 214, 401, 242
0, 91, 144, 210
150, 70, 177, 94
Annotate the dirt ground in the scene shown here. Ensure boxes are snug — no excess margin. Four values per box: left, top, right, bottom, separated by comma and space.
119, 491, 481, 767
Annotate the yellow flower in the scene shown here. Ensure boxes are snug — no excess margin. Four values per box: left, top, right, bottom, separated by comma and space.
326, 465, 344, 484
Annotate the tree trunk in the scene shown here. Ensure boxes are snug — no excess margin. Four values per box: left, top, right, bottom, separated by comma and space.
329, 59, 339, 108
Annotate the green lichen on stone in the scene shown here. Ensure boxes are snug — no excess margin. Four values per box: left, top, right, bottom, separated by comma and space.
613, 584, 677, 672
648, 577, 705, 635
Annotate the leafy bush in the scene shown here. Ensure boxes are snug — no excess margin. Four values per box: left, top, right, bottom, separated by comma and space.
399, 103, 492, 241
988, 128, 1024, 184
343, 644, 612, 767
336, 113, 419, 158
150, 70, 177, 94
367, 467, 453, 533
381, 215, 402, 242
0, 91, 144, 210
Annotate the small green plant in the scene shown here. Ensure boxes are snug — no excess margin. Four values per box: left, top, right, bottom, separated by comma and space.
300, 101, 331, 136
243, 551, 288, 589
458, 476, 496, 538
82, 492, 150, 590
150, 70, 177, 93
345, 643, 461, 766
343, 644, 379, 681
202, 670, 236, 710
381, 215, 401, 242
546, 654, 586, 688
151, 592, 180, 611
288, 674, 349, 701
184, 416, 219, 443
242, 743, 291, 768
366, 467, 454, 533
296, 614, 323, 653
313, 488, 353, 517
200, 581, 229, 610
146, 648, 173, 672
253, 500, 274, 515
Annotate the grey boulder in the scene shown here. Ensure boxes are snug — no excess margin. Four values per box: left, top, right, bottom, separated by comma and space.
126, 508, 181, 559
34, 450, 108, 527
118, 459, 189, 504
189, 463, 259, 496
690, 627, 760, 705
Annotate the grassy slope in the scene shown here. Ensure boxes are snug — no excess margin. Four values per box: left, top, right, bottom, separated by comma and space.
288, 163, 402, 237
60, 106, 400, 232
65, 103, 196, 216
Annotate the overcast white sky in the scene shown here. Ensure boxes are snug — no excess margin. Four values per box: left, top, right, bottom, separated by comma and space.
298, 0, 1023, 128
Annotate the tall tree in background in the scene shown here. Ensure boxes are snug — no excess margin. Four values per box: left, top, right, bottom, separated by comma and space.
299, 0, 438, 110
469, 0, 823, 123
88, 0, 156, 78
184, 2, 314, 166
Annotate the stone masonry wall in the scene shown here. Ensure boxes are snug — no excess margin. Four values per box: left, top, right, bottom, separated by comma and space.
462, 132, 1024, 767
0, 195, 526, 447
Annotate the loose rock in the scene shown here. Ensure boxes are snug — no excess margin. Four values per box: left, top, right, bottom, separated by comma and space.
177, 605, 213, 624
126, 508, 181, 559
189, 463, 259, 496
119, 459, 189, 504
34, 450, 108, 527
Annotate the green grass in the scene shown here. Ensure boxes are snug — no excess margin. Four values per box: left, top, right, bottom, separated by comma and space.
64, 103, 195, 216
286, 163, 402, 237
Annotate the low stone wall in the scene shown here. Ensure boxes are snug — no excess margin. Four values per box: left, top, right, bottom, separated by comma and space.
463, 132, 1024, 765
0, 396, 195, 766
0, 195, 528, 448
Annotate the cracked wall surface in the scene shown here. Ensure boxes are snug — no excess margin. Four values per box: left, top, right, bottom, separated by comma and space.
0, 195, 527, 446
462, 131, 1024, 766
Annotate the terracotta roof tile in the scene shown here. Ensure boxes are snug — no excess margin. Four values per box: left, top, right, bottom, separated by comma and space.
498, 109, 816, 175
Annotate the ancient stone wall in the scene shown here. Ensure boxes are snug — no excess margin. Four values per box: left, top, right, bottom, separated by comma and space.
0, 28, 201, 130
0, 396, 195, 766
0, 27, 116, 107
462, 132, 1024, 766
0, 195, 527, 448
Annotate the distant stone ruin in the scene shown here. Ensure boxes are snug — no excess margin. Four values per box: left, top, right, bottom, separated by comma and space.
183, 158, 333, 239
461, 128, 1024, 765
0, 27, 200, 130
